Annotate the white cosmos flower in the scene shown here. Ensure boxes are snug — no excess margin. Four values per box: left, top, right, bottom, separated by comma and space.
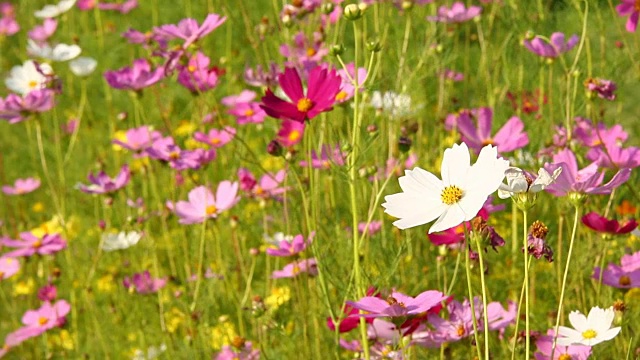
370, 91, 413, 117
101, 231, 142, 251
497, 167, 562, 199
263, 232, 293, 245
382, 143, 509, 233
5, 60, 53, 95
556, 306, 621, 347
69, 56, 97, 76
34, 0, 76, 18
28, 40, 81, 62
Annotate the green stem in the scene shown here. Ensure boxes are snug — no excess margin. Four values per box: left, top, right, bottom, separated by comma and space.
464, 228, 483, 360
522, 209, 530, 359
190, 219, 208, 311
475, 237, 490, 360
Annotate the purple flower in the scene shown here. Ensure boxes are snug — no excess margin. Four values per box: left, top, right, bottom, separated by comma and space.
147, 136, 216, 170
617, 0, 640, 32
0, 256, 20, 280
271, 258, 318, 278
193, 126, 236, 148
104, 59, 165, 91
455, 107, 529, 154
524, 32, 579, 58
37, 283, 58, 302
112, 125, 161, 154
154, 13, 226, 49
427, 2, 482, 23
0, 89, 56, 124
77, 165, 131, 194
177, 52, 220, 93
346, 290, 447, 319
586, 143, 640, 169
573, 117, 627, 148
215, 341, 260, 360
585, 78, 617, 100
5, 300, 71, 347
280, 31, 328, 69
544, 148, 631, 196
98, 0, 138, 13
244, 63, 279, 88
2, 232, 66, 258
167, 182, 240, 224
2, 178, 41, 195
266, 232, 314, 257
593, 263, 640, 289
237, 168, 287, 199
28, 19, 57, 43
123, 270, 166, 294
534, 329, 591, 360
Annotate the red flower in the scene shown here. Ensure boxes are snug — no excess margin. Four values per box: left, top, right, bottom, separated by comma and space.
582, 212, 638, 235
260, 66, 341, 123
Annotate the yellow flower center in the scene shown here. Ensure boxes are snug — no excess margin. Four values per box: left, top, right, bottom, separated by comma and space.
456, 325, 466, 337
205, 205, 217, 215
254, 186, 264, 195
335, 91, 348, 101
169, 151, 180, 160
441, 185, 463, 205
288, 130, 301, 142
0, 271, 4, 279
28, 80, 38, 89
558, 354, 572, 360
38, 317, 49, 326
481, 138, 494, 146
32, 240, 43, 248
211, 138, 221, 145
306, 47, 317, 57
188, 65, 196, 73
292, 263, 301, 274
635, 0, 640, 11
244, 109, 254, 117
296, 98, 313, 112
582, 329, 597, 339
619, 275, 631, 286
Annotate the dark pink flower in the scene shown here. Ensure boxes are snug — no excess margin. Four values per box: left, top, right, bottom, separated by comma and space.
98, 0, 138, 13
260, 66, 342, 123
167, 182, 240, 224
276, 119, 305, 147
524, 32, 579, 58
104, 59, 165, 91
271, 258, 318, 278
441, 68, 464, 82
193, 126, 235, 148
154, 13, 226, 49
123, 270, 166, 294
427, 2, 481, 23
2, 178, 41, 195
455, 107, 529, 154
266, 232, 314, 257
28, 19, 57, 43
582, 212, 637, 235
0, 89, 56, 124
585, 78, 617, 100
37, 284, 57, 302
5, 300, 71, 347
1, 232, 66, 258
237, 168, 287, 198
347, 290, 447, 319
76, 0, 96, 10
77, 165, 131, 194
0, 256, 20, 280
617, 0, 640, 32
177, 52, 220, 93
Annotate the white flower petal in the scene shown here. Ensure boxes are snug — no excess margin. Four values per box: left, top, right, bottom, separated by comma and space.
399, 167, 444, 194
441, 143, 470, 185
383, 192, 446, 230
429, 204, 465, 234
568, 310, 589, 331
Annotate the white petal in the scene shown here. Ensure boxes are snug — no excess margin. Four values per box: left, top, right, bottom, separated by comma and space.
568, 310, 588, 331
52, 44, 81, 61
383, 192, 446, 230
497, 188, 513, 199
441, 143, 470, 185
457, 191, 489, 221
530, 167, 562, 192
399, 167, 444, 194
464, 145, 509, 196
429, 204, 465, 233
598, 327, 621, 342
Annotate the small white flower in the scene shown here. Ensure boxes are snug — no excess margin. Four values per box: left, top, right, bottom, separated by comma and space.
371, 91, 413, 117
498, 167, 562, 199
263, 232, 293, 245
69, 57, 97, 76
34, 0, 76, 18
556, 306, 621, 347
28, 40, 81, 62
101, 231, 142, 252
5, 60, 53, 95
382, 142, 509, 233
131, 343, 167, 360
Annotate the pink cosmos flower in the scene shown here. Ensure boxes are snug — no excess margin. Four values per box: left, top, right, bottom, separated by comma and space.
177, 52, 220, 93
441, 68, 464, 82
0, 15, 18, 36
0, 89, 56, 124
586, 143, 640, 169
215, 341, 260, 360
347, 290, 447, 319
276, 119, 305, 147
455, 107, 529, 154
617, 0, 640, 32
299, 145, 346, 169
37, 284, 57, 302
335, 63, 367, 103
76, 0, 96, 10
585, 78, 617, 100
0, 257, 20, 280
221, 90, 256, 107
228, 102, 266, 125
168, 182, 239, 224
582, 212, 637, 235
104, 59, 165, 91
280, 32, 328, 68
147, 136, 216, 170
122, 27, 166, 48
544, 148, 631, 196
112, 125, 162, 154
534, 329, 592, 360
2, 178, 41, 195
5, 300, 71, 347
266, 232, 314, 257
573, 117, 627, 148
271, 258, 318, 278
98, 0, 138, 13
123, 270, 166, 294
154, 13, 226, 49
524, 32, 579, 58
260, 66, 342, 123
620, 251, 640, 272
193, 126, 236, 148
244, 63, 279, 88
592, 263, 640, 289
77, 165, 131, 194
358, 221, 382, 236
237, 168, 287, 198
28, 19, 57, 43
1, 232, 67, 258
427, 2, 482, 23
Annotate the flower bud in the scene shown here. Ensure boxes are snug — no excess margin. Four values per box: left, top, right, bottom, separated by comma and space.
524, 30, 535, 40
398, 136, 412, 153
329, 44, 345, 56
341, 143, 353, 153
366, 40, 382, 53
401, 1, 413, 10
267, 140, 283, 157
343, 4, 363, 20
321, 2, 335, 14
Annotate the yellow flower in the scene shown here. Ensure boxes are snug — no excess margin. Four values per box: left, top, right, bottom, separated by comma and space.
185, 138, 207, 150
261, 156, 285, 172
130, 157, 150, 173
32, 202, 45, 213
210, 321, 237, 350
112, 130, 128, 151
97, 274, 116, 293
31, 215, 79, 240
47, 330, 74, 350
14, 278, 35, 296
265, 286, 291, 309
174, 120, 196, 137
165, 307, 186, 334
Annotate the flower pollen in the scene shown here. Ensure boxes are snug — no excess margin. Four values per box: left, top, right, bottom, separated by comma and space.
530, 220, 549, 239
441, 185, 463, 205
28, 80, 38, 89
244, 109, 254, 117
205, 205, 217, 215
38, 317, 48, 326
335, 91, 347, 101
456, 325, 466, 337
558, 355, 572, 360
296, 97, 313, 112
582, 329, 597, 339
288, 130, 301, 142
619, 275, 631, 286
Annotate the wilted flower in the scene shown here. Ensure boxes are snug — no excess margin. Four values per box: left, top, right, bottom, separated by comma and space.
101, 231, 142, 251
556, 306, 621, 346
585, 78, 617, 100
526, 220, 553, 262
2, 178, 41, 195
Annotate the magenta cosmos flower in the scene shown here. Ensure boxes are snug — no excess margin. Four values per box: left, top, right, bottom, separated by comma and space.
427, 2, 481, 23
237, 168, 287, 198
168, 182, 239, 224
0, 89, 55, 124
77, 164, 131, 194
347, 290, 447, 319
154, 13, 226, 49
266, 232, 314, 257
582, 211, 637, 235
272, 258, 318, 279
260, 66, 342, 123
585, 78, 617, 100
123, 270, 167, 294
2, 177, 41, 195
524, 32, 579, 58
193, 126, 236, 148
104, 59, 165, 91
1, 232, 66, 258
276, 119, 305, 147
544, 148, 630, 196
0, 256, 20, 280
5, 300, 70, 347
177, 52, 220, 93
455, 107, 529, 154
617, 0, 640, 32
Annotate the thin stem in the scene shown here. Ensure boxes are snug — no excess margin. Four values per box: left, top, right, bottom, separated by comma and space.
475, 237, 490, 360
464, 227, 483, 360
522, 209, 530, 359
190, 220, 208, 311
551, 205, 581, 358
